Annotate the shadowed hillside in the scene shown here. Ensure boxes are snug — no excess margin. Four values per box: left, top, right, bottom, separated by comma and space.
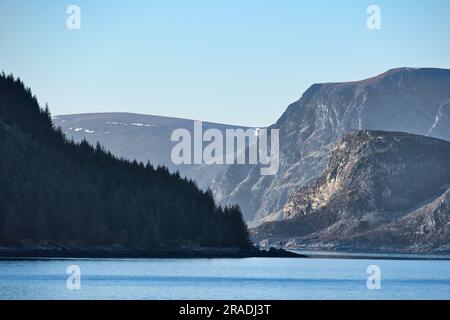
0, 73, 251, 252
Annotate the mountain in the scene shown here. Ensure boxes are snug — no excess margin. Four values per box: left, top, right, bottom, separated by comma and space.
53, 113, 250, 191
253, 130, 450, 253
0, 72, 253, 255
212, 68, 450, 225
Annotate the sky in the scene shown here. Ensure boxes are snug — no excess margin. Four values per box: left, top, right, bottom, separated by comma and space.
1, 0, 450, 127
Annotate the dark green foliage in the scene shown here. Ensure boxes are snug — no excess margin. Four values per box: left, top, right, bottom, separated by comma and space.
0, 73, 252, 250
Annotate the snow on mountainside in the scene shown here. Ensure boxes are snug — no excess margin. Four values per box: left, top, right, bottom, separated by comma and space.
54, 113, 250, 191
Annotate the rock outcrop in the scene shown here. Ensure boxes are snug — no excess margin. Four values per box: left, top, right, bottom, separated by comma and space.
253, 130, 450, 253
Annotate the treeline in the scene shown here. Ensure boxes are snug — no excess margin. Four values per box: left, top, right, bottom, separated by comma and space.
0, 72, 251, 250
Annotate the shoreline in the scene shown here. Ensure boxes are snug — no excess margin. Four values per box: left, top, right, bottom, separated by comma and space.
1, 246, 450, 261
1, 250, 450, 261
0, 247, 304, 260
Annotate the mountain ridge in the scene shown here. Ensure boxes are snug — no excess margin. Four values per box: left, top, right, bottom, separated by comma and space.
213, 67, 450, 224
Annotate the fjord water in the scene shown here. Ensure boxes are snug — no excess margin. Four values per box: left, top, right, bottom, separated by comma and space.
0, 257, 449, 300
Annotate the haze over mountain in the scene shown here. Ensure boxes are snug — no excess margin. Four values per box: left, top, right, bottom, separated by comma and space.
253, 130, 450, 253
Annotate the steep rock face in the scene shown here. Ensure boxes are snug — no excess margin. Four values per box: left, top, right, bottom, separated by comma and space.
252, 130, 450, 253
213, 68, 450, 224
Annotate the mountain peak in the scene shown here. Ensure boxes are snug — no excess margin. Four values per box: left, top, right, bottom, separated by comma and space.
305, 67, 450, 93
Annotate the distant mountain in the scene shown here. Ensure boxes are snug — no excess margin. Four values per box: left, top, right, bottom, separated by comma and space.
253, 130, 450, 253
0, 73, 252, 254
53, 113, 250, 191
212, 68, 450, 224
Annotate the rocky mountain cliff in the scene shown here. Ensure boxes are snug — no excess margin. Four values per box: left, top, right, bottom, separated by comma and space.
252, 130, 450, 253
213, 68, 450, 224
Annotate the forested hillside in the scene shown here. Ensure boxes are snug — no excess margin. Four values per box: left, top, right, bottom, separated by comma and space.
0, 73, 251, 251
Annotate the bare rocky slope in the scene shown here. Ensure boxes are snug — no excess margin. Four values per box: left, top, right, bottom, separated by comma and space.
213, 68, 450, 224
252, 130, 450, 253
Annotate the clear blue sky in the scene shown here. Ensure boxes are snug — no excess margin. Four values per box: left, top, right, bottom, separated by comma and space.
1, 0, 450, 127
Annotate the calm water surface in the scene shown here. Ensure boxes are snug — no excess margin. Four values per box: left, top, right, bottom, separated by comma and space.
0, 257, 449, 300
